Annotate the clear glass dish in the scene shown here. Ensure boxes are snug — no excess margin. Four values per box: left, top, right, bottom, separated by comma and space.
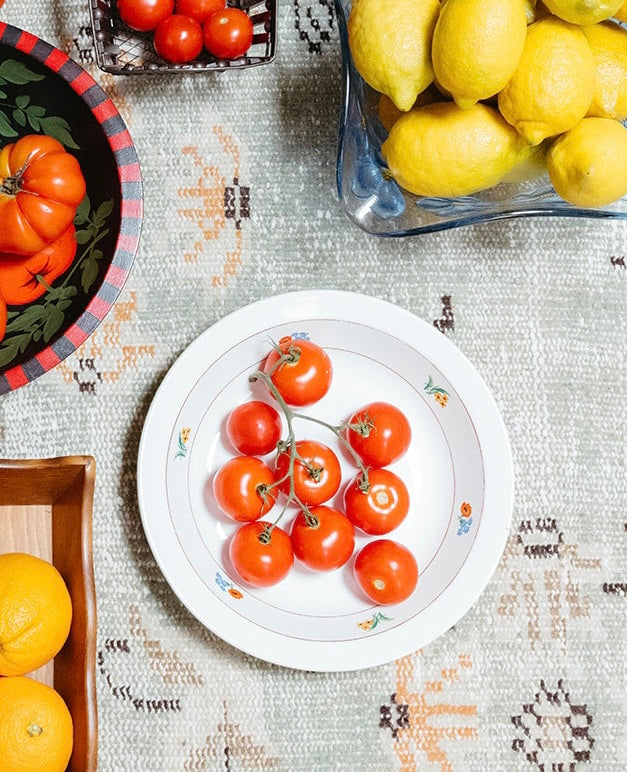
334, 0, 627, 236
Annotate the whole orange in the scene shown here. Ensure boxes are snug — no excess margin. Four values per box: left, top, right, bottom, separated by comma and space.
0, 675, 73, 772
0, 552, 72, 676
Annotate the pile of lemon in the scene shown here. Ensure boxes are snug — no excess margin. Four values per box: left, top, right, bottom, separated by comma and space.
348, 0, 627, 207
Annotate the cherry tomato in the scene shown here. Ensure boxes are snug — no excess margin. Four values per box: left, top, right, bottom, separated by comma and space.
0, 226, 77, 306
354, 539, 418, 605
290, 506, 355, 572
203, 8, 253, 59
275, 439, 341, 506
117, 0, 174, 32
262, 337, 333, 407
343, 468, 409, 535
346, 401, 411, 468
154, 14, 203, 62
229, 521, 293, 587
175, 0, 224, 24
213, 456, 275, 522
226, 400, 282, 456
0, 135, 86, 256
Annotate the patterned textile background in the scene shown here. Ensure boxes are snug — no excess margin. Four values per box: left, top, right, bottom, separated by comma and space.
0, 2, 625, 770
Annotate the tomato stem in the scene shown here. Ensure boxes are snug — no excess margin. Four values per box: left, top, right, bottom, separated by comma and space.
249, 366, 371, 522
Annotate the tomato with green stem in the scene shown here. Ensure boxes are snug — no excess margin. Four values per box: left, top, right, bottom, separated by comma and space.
290, 505, 355, 571
262, 337, 333, 407
346, 401, 411, 468
275, 439, 341, 506
117, 0, 174, 31
344, 468, 410, 535
0, 226, 77, 306
354, 539, 418, 605
202, 7, 254, 60
213, 456, 275, 522
229, 521, 293, 587
0, 135, 86, 256
226, 400, 282, 456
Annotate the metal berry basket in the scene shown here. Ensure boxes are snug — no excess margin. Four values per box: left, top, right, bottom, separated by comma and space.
88, 0, 277, 74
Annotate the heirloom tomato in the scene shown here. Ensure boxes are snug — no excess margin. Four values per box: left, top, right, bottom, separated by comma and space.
0, 135, 86, 256
290, 506, 355, 572
346, 401, 411, 468
343, 468, 409, 535
154, 14, 203, 62
175, 0, 225, 24
229, 521, 293, 587
226, 400, 282, 456
0, 226, 77, 306
262, 338, 333, 407
354, 539, 418, 605
275, 439, 341, 506
117, 0, 174, 31
203, 7, 253, 59
213, 456, 275, 522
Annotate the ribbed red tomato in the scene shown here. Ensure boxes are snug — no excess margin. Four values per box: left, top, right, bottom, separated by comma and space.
0, 226, 77, 305
0, 135, 86, 255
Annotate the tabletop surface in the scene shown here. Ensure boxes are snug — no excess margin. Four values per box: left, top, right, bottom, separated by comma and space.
0, 2, 625, 770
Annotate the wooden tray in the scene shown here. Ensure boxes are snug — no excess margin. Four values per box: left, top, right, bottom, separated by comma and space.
0, 456, 98, 772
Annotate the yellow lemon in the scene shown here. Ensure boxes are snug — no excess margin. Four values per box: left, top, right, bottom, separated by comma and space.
547, 117, 627, 206
542, 0, 623, 24
432, 0, 527, 109
583, 21, 627, 120
382, 101, 533, 197
523, 0, 538, 23
348, 0, 440, 111
498, 16, 596, 144
614, 2, 627, 21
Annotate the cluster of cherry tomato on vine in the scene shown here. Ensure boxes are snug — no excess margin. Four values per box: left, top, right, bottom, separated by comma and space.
213, 336, 419, 606
116, 0, 254, 64
0, 135, 87, 342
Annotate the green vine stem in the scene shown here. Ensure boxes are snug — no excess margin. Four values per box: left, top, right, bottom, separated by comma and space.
249, 356, 372, 539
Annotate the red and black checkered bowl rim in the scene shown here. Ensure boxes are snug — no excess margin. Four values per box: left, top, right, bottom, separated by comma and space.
0, 22, 143, 394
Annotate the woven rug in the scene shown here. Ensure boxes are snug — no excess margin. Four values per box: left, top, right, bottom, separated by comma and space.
0, 1, 625, 769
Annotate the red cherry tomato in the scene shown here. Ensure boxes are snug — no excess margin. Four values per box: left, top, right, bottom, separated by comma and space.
343, 468, 410, 535
0, 226, 77, 305
226, 400, 282, 456
262, 338, 333, 407
346, 401, 411, 468
275, 439, 341, 506
229, 521, 293, 587
290, 505, 355, 572
154, 14, 203, 62
203, 7, 253, 59
354, 539, 418, 605
117, 0, 174, 31
175, 0, 225, 24
213, 456, 275, 522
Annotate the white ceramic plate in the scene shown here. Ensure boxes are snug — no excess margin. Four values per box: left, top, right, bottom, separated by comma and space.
137, 290, 513, 671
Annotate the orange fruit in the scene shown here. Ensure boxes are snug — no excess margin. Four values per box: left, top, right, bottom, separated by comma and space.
0, 675, 73, 772
0, 553, 72, 676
